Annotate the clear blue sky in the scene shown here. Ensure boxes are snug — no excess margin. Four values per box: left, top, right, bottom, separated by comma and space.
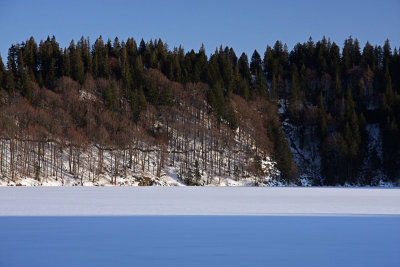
1, 0, 399, 62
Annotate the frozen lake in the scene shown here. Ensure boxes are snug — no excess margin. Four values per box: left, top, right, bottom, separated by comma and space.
0, 187, 399, 266
0, 216, 399, 267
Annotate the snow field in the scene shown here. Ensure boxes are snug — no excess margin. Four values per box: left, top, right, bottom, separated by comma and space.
0, 187, 399, 216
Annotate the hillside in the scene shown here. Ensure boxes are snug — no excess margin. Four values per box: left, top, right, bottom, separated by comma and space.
0, 73, 282, 186
0, 36, 399, 186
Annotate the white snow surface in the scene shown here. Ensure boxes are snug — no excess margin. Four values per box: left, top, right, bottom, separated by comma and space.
0, 187, 399, 216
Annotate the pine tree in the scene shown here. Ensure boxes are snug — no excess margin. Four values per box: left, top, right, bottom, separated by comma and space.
351, 39, 361, 66
139, 39, 146, 55
133, 55, 144, 89
263, 45, 274, 79
112, 37, 121, 58
209, 82, 225, 123
220, 49, 234, 93
361, 42, 377, 71
69, 41, 85, 84
14, 50, 33, 102
238, 53, 251, 83
120, 44, 132, 89
252, 69, 267, 97
78, 36, 92, 75
72, 49, 85, 84
340, 87, 361, 183
45, 57, 56, 89
383, 39, 392, 68
5, 69, 15, 94
23, 37, 38, 80
342, 39, 351, 72
328, 42, 341, 77
250, 50, 262, 75
126, 38, 138, 64
104, 82, 119, 111
0, 55, 5, 89
249, 50, 267, 97
274, 130, 298, 183
61, 48, 71, 77
7, 45, 18, 73
237, 76, 250, 100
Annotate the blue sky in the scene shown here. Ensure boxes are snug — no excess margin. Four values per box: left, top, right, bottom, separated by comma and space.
1, 0, 399, 62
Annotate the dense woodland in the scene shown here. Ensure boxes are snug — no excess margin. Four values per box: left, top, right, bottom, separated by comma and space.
0, 36, 399, 185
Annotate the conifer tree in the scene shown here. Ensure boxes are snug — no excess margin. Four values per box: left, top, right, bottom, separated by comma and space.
237, 76, 250, 100
133, 55, 144, 89
383, 39, 392, 68
139, 39, 146, 56
5, 69, 15, 94
7, 45, 18, 73
342, 39, 351, 72
72, 47, 85, 84
341, 87, 361, 182
361, 42, 377, 71
238, 53, 251, 84
328, 42, 340, 77
351, 39, 361, 66
23, 37, 38, 80
272, 127, 298, 182
78, 36, 92, 75
252, 69, 267, 97
209, 82, 225, 122
120, 44, 132, 89
250, 50, 262, 75
0, 55, 5, 89
14, 50, 33, 101
126, 38, 138, 64
61, 48, 71, 77
263, 45, 273, 79
219, 48, 234, 93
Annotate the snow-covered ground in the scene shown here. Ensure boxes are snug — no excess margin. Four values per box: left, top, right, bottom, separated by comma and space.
0, 135, 280, 187
0, 187, 399, 216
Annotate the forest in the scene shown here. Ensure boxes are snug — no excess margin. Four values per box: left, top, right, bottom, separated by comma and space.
0, 36, 399, 186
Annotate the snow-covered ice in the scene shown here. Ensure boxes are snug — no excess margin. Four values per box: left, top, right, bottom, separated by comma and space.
0, 187, 399, 216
